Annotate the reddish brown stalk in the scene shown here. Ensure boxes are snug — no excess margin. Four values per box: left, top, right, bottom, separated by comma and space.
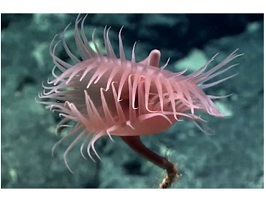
120, 136, 180, 188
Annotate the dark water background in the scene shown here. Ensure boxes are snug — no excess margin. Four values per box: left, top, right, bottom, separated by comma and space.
1, 14, 263, 188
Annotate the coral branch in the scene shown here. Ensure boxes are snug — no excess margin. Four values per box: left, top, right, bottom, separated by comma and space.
159, 163, 180, 188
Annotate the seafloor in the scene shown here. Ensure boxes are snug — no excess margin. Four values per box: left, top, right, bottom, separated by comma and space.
1, 14, 263, 188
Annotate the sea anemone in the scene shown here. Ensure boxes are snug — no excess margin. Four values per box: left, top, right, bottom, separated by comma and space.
38, 14, 242, 188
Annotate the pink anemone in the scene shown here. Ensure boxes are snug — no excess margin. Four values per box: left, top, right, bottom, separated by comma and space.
38, 15, 242, 187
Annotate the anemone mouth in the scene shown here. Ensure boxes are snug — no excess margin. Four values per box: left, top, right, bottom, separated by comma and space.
37, 14, 243, 172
